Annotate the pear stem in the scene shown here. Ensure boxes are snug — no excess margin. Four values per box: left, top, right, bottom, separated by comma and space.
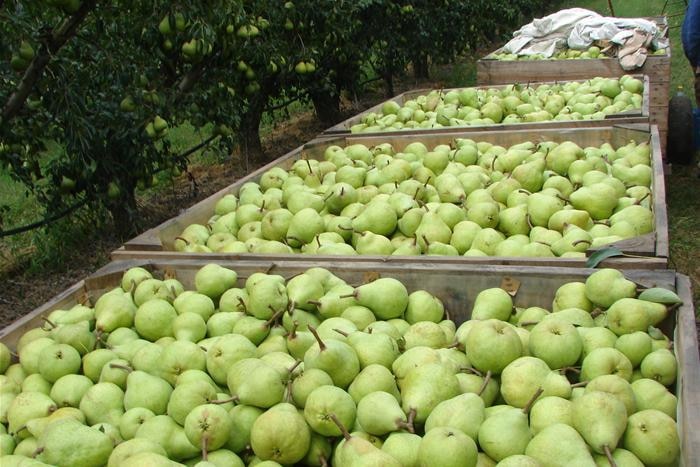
211, 396, 238, 404
32, 447, 44, 458
287, 360, 302, 374
338, 292, 357, 299
319, 454, 330, 467
265, 306, 286, 327
406, 407, 417, 431
305, 159, 314, 175
518, 320, 541, 327
421, 234, 430, 247
477, 370, 492, 397
444, 308, 451, 321
174, 236, 191, 246
237, 297, 247, 311
333, 328, 350, 337
461, 366, 483, 377
634, 192, 650, 205
109, 363, 133, 373
288, 322, 298, 339
329, 413, 352, 441
307, 325, 326, 351
397, 411, 416, 434
202, 435, 209, 461
526, 214, 534, 230
571, 381, 589, 388
668, 302, 682, 313
522, 387, 544, 414
559, 366, 581, 375
603, 445, 617, 467
572, 239, 592, 247
590, 308, 604, 318
445, 341, 460, 349
41, 316, 56, 329
306, 300, 322, 306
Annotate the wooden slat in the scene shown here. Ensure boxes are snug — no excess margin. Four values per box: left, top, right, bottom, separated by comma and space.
115, 124, 668, 269
321, 76, 651, 136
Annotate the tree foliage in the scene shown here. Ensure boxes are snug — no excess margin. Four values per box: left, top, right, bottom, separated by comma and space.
0, 0, 548, 236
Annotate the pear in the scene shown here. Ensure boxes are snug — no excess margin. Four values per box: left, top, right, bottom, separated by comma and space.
424, 392, 485, 440
419, 426, 478, 467
36, 418, 113, 467
94, 290, 136, 333
584, 269, 637, 309
351, 200, 398, 236
552, 281, 592, 312
350, 277, 409, 320
623, 409, 680, 466
123, 369, 172, 415
107, 438, 167, 467
403, 321, 447, 349
80, 382, 124, 426
478, 388, 540, 461
303, 326, 360, 388
465, 319, 522, 375
381, 432, 422, 467
525, 423, 596, 467
49, 374, 92, 408
356, 391, 412, 436
640, 348, 677, 386
400, 363, 460, 424
631, 379, 677, 419
585, 374, 636, 416
581, 348, 633, 382
303, 385, 357, 437
250, 403, 310, 465
134, 299, 177, 341
225, 405, 263, 453
528, 318, 582, 369
347, 331, 399, 369
226, 358, 284, 409
471, 287, 513, 321
529, 396, 572, 435
572, 391, 627, 456
135, 415, 199, 461
119, 407, 155, 440
606, 298, 651, 336
184, 404, 232, 454
348, 364, 401, 403
193, 264, 237, 300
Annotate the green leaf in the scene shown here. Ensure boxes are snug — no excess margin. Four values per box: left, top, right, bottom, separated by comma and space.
638, 287, 683, 305
586, 246, 624, 268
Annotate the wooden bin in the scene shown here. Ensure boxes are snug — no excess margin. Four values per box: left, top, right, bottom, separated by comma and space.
476, 20, 671, 155
0, 259, 698, 466
114, 123, 668, 269
321, 76, 650, 136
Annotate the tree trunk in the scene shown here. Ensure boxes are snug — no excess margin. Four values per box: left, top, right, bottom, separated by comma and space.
109, 187, 140, 239
383, 66, 395, 98
240, 95, 265, 165
413, 54, 430, 80
310, 89, 342, 127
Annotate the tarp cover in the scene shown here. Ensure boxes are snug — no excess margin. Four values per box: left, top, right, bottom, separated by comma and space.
502, 8, 669, 69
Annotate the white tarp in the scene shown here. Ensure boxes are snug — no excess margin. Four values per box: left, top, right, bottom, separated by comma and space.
502, 7, 669, 69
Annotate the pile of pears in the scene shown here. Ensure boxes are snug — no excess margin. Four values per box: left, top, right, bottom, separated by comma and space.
0, 264, 683, 466
174, 136, 655, 258
348, 76, 644, 133
487, 45, 668, 62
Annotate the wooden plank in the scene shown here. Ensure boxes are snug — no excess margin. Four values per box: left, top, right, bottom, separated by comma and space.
115, 124, 668, 268
674, 274, 700, 467
321, 76, 650, 136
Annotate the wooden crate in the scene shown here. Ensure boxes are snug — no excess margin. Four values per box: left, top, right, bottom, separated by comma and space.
321, 76, 651, 136
115, 124, 668, 269
476, 22, 671, 155
0, 259, 697, 466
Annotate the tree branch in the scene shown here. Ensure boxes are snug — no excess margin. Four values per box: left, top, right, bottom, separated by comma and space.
0, 198, 88, 238
1, 0, 97, 124
180, 134, 219, 159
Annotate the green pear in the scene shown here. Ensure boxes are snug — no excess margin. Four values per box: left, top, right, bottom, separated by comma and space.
119, 407, 155, 440
606, 298, 651, 336
472, 287, 513, 321
419, 426, 478, 467
585, 374, 636, 416
631, 379, 677, 419
640, 349, 677, 386
525, 423, 596, 467
250, 403, 310, 464
226, 358, 284, 408
303, 327, 360, 388
49, 374, 92, 408
107, 438, 167, 467
623, 409, 679, 465
584, 269, 637, 309
529, 396, 572, 435
465, 319, 522, 375
135, 414, 199, 461
356, 390, 411, 436
424, 392, 485, 440
381, 432, 422, 467
347, 331, 399, 369
528, 318, 582, 369
184, 404, 232, 453
400, 363, 460, 424
572, 391, 628, 455
348, 364, 401, 403
38, 343, 81, 383
79, 381, 124, 427
581, 348, 633, 382
350, 278, 408, 320
36, 418, 113, 467
134, 299, 177, 341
